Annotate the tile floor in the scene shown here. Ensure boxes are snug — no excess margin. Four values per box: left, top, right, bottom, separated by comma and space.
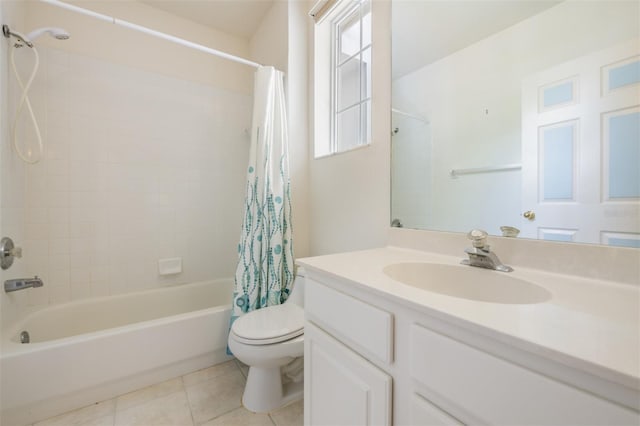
32, 360, 303, 426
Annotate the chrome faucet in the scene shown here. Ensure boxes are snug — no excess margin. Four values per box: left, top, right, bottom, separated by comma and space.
4, 276, 44, 292
461, 229, 513, 272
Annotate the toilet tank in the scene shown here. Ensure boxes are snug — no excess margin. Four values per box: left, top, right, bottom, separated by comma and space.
286, 267, 305, 308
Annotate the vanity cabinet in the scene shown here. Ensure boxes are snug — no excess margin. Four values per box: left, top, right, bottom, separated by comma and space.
305, 322, 392, 425
410, 323, 638, 425
410, 393, 463, 426
304, 274, 640, 426
304, 278, 393, 425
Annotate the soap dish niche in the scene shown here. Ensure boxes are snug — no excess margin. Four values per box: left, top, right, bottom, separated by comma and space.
158, 257, 182, 275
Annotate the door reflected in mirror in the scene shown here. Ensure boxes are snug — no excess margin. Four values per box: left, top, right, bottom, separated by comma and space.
391, 0, 640, 247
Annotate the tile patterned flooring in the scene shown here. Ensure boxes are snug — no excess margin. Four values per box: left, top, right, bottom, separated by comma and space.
32, 360, 303, 426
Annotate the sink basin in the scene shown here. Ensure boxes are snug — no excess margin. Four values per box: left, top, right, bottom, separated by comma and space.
383, 262, 552, 304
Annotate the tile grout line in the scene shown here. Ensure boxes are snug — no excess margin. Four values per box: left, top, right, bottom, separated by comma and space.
268, 413, 278, 426
34, 360, 297, 426
197, 404, 243, 426
186, 361, 245, 426
180, 375, 197, 426
110, 397, 117, 426
113, 378, 184, 415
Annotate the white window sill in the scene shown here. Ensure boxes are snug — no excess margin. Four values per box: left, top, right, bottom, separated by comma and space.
314, 142, 371, 160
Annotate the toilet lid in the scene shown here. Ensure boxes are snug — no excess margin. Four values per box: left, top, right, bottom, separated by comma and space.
231, 303, 304, 345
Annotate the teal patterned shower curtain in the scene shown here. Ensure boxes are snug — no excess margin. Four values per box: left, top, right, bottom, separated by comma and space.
230, 66, 294, 329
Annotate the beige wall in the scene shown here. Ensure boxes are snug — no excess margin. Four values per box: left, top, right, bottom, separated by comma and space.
308, 0, 391, 256
25, 0, 254, 93
250, 0, 288, 72
286, 0, 311, 259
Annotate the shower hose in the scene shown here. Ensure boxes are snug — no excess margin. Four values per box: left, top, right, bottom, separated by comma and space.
10, 42, 43, 164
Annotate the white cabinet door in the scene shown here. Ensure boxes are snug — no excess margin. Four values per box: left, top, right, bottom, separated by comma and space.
411, 393, 463, 426
521, 38, 640, 246
304, 322, 392, 426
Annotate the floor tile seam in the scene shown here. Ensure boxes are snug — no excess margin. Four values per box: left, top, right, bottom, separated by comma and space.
182, 374, 243, 425
113, 386, 188, 416
181, 376, 198, 426
182, 360, 241, 388
183, 367, 246, 393
192, 404, 243, 426
33, 399, 117, 426
267, 413, 278, 426
232, 358, 247, 379
113, 389, 194, 426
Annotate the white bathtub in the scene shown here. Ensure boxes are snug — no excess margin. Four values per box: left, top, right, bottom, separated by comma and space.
1, 279, 234, 426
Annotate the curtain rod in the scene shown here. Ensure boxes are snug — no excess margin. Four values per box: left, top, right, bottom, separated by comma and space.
39, 0, 263, 69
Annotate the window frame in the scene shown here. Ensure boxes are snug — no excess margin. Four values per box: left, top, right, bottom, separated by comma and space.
329, 0, 373, 155
313, 0, 372, 159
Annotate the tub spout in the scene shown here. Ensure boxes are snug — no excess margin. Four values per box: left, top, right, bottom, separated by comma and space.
4, 276, 44, 292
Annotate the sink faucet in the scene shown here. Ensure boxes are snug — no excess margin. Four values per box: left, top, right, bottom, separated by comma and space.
461, 229, 513, 272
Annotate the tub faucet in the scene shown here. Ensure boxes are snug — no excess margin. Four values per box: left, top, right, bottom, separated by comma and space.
4, 276, 44, 292
461, 229, 513, 272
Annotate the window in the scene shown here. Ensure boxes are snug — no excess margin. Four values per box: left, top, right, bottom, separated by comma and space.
313, 0, 372, 158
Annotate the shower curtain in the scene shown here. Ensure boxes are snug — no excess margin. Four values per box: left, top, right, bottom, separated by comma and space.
230, 66, 294, 329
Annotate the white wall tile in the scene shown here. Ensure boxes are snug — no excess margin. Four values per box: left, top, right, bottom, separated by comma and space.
49, 284, 71, 305
49, 268, 70, 290
49, 238, 69, 255
8, 45, 251, 317
27, 285, 49, 307
48, 252, 70, 268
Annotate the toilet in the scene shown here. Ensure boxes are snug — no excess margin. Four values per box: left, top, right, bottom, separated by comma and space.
228, 271, 305, 413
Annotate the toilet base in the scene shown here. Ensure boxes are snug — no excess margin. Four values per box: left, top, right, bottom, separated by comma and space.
242, 366, 304, 413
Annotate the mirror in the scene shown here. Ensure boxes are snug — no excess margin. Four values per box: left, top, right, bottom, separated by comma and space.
391, 0, 640, 248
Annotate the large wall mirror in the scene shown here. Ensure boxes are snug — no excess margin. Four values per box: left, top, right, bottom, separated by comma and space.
391, 0, 640, 247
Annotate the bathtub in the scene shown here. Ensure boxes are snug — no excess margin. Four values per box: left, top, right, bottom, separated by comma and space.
1, 279, 234, 426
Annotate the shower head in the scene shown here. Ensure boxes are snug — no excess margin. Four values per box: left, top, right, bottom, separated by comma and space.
26, 27, 70, 42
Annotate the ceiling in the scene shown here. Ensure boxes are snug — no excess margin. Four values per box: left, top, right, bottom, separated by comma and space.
139, 0, 561, 75
392, 1, 562, 79
140, 0, 275, 39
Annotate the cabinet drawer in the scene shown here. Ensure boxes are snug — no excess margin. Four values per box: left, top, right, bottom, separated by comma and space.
306, 278, 393, 364
410, 323, 638, 425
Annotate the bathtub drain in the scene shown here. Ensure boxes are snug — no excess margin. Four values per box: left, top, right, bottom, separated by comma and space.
20, 330, 30, 344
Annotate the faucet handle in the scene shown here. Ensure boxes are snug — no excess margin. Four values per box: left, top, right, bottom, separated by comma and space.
467, 229, 488, 248
9, 246, 22, 258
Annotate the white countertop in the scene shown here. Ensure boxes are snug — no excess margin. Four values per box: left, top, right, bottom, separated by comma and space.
297, 246, 640, 390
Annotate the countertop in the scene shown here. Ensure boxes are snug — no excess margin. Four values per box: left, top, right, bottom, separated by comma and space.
297, 246, 640, 391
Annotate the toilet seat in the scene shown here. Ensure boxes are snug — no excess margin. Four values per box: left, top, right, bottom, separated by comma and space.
231, 303, 304, 345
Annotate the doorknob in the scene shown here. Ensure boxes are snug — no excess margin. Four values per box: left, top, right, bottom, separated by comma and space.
523, 211, 536, 221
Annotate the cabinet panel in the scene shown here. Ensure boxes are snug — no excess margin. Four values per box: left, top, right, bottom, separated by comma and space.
410, 323, 639, 425
306, 278, 393, 364
305, 322, 392, 426
411, 393, 463, 426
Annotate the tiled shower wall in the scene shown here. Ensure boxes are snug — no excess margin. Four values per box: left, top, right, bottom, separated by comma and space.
12, 46, 251, 311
